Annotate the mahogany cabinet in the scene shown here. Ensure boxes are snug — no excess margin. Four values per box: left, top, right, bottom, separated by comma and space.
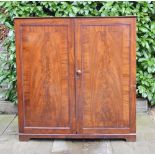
14, 17, 136, 141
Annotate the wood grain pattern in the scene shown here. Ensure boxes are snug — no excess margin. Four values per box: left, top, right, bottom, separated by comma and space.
15, 19, 76, 134
75, 18, 136, 136
14, 17, 136, 141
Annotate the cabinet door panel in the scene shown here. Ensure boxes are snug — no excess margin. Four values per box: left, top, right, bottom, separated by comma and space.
75, 18, 136, 134
15, 19, 76, 134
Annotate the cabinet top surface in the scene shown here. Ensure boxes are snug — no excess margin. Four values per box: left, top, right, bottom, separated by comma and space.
14, 16, 136, 20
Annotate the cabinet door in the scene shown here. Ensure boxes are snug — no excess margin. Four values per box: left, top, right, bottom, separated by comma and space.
75, 18, 136, 134
15, 19, 76, 134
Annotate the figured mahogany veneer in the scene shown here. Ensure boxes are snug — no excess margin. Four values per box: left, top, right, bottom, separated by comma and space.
14, 17, 136, 141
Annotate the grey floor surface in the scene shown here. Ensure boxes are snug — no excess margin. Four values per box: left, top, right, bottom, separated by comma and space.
0, 114, 155, 154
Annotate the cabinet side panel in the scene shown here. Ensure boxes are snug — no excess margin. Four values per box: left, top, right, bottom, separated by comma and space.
15, 20, 24, 133
129, 18, 136, 133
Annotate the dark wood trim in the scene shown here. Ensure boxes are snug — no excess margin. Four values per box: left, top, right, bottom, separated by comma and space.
19, 133, 136, 142
14, 16, 137, 20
